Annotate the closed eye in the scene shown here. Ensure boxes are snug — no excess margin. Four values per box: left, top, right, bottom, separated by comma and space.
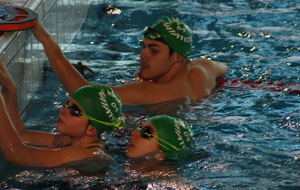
140, 41, 145, 49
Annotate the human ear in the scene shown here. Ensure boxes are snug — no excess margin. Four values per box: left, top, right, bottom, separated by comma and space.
175, 53, 185, 63
86, 125, 98, 136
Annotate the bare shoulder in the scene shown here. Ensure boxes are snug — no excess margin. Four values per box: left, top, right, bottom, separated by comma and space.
191, 58, 228, 78
191, 58, 214, 64
187, 58, 228, 98
43, 145, 100, 166
191, 58, 220, 68
188, 59, 216, 89
60, 145, 100, 156
189, 58, 215, 76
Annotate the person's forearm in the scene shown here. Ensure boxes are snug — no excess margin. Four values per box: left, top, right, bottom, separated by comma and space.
32, 23, 89, 94
42, 40, 88, 94
1, 86, 26, 134
20, 131, 71, 149
0, 95, 26, 162
0, 65, 26, 134
1, 83, 18, 111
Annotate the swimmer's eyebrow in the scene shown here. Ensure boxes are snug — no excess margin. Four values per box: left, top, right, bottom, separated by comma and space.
141, 41, 161, 48
148, 44, 160, 48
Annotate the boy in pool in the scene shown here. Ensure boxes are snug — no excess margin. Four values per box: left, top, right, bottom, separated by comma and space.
31, 16, 228, 106
0, 59, 123, 168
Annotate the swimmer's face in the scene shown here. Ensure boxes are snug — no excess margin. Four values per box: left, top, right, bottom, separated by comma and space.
56, 98, 90, 137
139, 39, 178, 80
126, 120, 161, 158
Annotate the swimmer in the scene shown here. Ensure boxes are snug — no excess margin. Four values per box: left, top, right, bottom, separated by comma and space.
127, 115, 194, 159
44, 61, 95, 76
126, 115, 194, 169
72, 61, 95, 76
31, 16, 228, 106
0, 59, 123, 168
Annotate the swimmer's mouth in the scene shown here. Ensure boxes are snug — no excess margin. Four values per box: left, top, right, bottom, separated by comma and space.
129, 141, 134, 147
140, 63, 149, 70
58, 117, 63, 123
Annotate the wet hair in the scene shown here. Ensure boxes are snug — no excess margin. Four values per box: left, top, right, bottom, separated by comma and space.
169, 46, 174, 57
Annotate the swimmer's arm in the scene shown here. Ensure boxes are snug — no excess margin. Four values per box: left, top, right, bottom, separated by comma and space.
111, 81, 183, 106
0, 60, 71, 148
110, 59, 229, 105
3, 145, 97, 168
20, 131, 72, 149
0, 59, 26, 134
0, 97, 95, 167
31, 22, 89, 95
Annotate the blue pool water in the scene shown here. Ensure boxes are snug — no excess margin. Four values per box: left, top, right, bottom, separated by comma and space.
1, 0, 300, 189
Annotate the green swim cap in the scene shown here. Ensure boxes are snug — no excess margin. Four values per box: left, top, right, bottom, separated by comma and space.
143, 16, 193, 58
149, 115, 194, 153
71, 85, 122, 134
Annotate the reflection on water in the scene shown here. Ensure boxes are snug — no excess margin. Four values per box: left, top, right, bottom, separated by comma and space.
1, 0, 300, 189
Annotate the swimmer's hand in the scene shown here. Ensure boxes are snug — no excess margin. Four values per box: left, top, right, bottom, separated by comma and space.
31, 21, 53, 44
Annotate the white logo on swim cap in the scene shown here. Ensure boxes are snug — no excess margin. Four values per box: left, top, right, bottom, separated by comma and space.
174, 120, 190, 150
98, 89, 116, 121
162, 18, 192, 44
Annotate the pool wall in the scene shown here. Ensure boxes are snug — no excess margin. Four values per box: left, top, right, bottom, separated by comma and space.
0, 0, 93, 115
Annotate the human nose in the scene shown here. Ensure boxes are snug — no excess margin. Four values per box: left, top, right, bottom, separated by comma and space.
140, 49, 147, 61
131, 130, 140, 138
60, 107, 68, 115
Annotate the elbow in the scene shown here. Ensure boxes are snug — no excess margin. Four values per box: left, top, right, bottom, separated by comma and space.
223, 65, 229, 76
217, 63, 229, 78
1, 147, 16, 164
2, 153, 13, 164
0, 141, 25, 165
211, 61, 228, 78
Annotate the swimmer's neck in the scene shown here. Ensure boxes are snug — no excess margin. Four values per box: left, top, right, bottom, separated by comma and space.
157, 63, 189, 83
